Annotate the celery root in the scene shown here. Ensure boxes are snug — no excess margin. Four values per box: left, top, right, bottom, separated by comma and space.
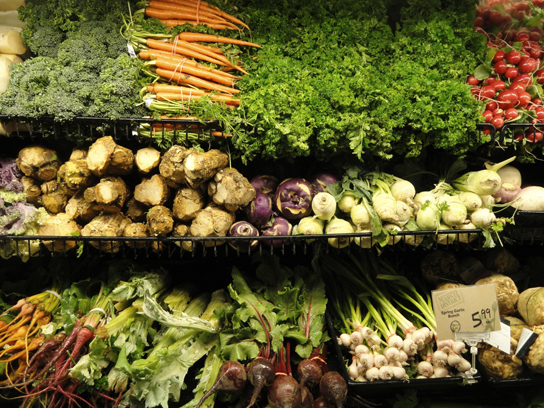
16, 145, 61, 181
134, 174, 170, 207
172, 186, 206, 222
39, 213, 81, 252
184, 149, 229, 189
207, 167, 256, 212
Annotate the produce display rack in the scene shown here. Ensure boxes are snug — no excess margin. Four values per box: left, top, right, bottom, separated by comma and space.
0, 114, 225, 142
495, 122, 544, 145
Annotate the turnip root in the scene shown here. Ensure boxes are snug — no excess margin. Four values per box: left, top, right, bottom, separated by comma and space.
208, 167, 256, 212
21, 175, 41, 205
84, 177, 130, 213
16, 145, 60, 181
195, 360, 247, 408
147, 205, 174, 236
319, 371, 347, 408
171, 223, 195, 252
65, 192, 97, 224
172, 186, 206, 222
268, 375, 302, 408
123, 222, 149, 249
497, 165, 522, 187
493, 182, 521, 203
246, 357, 275, 408
86, 136, 134, 177
511, 186, 544, 211
518, 287, 544, 326
190, 204, 236, 247
159, 145, 194, 188
57, 156, 95, 191
475, 274, 519, 315
41, 180, 72, 214
134, 174, 170, 207
125, 197, 148, 222
39, 213, 81, 252
81, 213, 131, 253
134, 147, 161, 174
184, 149, 229, 189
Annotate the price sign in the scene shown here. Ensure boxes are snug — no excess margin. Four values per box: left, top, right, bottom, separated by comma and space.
432, 283, 500, 341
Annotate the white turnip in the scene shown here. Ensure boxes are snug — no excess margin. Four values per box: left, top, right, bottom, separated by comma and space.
497, 165, 522, 187
511, 186, 544, 211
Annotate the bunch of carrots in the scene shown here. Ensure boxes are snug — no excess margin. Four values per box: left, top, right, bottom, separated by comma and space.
124, 0, 262, 138
0, 283, 119, 408
0, 289, 61, 389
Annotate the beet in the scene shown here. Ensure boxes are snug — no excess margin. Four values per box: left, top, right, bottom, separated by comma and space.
195, 360, 247, 408
247, 357, 276, 408
268, 375, 302, 408
319, 371, 347, 408
297, 358, 323, 389
314, 396, 335, 408
301, 386, 315, 408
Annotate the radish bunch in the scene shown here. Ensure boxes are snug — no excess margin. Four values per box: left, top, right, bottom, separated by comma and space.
469, 0, 544, 140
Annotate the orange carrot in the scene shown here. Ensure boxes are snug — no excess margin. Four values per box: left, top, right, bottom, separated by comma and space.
160, 0, 251, 32
145, 7, 239, 30
147, 83, 209, 95
156, 92, 241, 106
177, 32, 262, 48
148, 0, 228, 23
171, 38, 234, 66
139, 50, 240, 79
153, 57, 237, 86
146, 38, 227, 66
211, 130, 232, 137
158, 19, 233, 31
155, 67, 240, 94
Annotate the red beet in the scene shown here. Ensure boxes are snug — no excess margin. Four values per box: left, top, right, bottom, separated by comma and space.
195, 360, 247, 408
319, 371, 347, 408
268, 375, 302, 408
314, 396, 335, 408
301, 386, 315, 408
247, 357, 276, 408
297, 358, 323, 389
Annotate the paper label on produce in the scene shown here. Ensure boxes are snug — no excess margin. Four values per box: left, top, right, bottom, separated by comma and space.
515, 328, 538, 358
484, 322, 511, 354
432, 283, 500, 341
127, 42, 137, 58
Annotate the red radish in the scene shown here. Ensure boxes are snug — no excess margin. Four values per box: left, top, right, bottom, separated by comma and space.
526, 130, 543, 142
513, 73, 532, 85
536, 69, 544, 83
319, 371, 347, 408
492, 108, 504, 116
466, 76, 479, 85
518, 92, 532, 108
482, 110, 493, 122
504, 108, 519, 120
195, 361, 248, 408
505, 67, 519, 78
492, 80, 506, 91
536, 107, 544, 120
506, 50, 522, 64
494, 60, 507, 74
486, 77, 497, 85
470, 87, 481, 98
533, 97, 543, 106
297, 358, 323, 389
486, 101, 498, 111
246, 357, 276, 408
510, 82, 526, 93
519, 57, 538, 73
491, 116, 505, 129
493, 50, 506, 62
268, 375, 302, 408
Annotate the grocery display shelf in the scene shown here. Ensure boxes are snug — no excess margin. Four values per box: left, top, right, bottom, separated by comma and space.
0, 229, 487, 259
496, 122, 544, 145
0, 114, 225, 142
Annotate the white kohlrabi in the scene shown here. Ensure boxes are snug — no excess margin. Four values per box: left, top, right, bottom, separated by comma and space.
325, 217, 354, 248
338, 191, 358, 213
470, 208, 496, 228
292, 216, 324, 240
312, 192, 336, 221
440, 196, 467, 227
458, 191, 482, 212
390, 178, 416, 203
416, 201, 440, 231
414, 191, 436, 207
350, 203, 371, 229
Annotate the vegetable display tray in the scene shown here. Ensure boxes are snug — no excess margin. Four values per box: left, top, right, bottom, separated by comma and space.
0, 114, 225, 141
0, 229, 486, 260
502, 205, 544, 227
496, 122, 544, 145
325, 314, 478, 398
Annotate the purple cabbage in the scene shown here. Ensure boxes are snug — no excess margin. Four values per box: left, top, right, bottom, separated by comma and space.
310, 172, 339, 194
228, 221, 259, 253
0, 157, 23, 193
274, 178, 314, 220
261, 216, 293, 248
249, 175, 279, 196
245, 192, 274, 227
0, 202, 37, 235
